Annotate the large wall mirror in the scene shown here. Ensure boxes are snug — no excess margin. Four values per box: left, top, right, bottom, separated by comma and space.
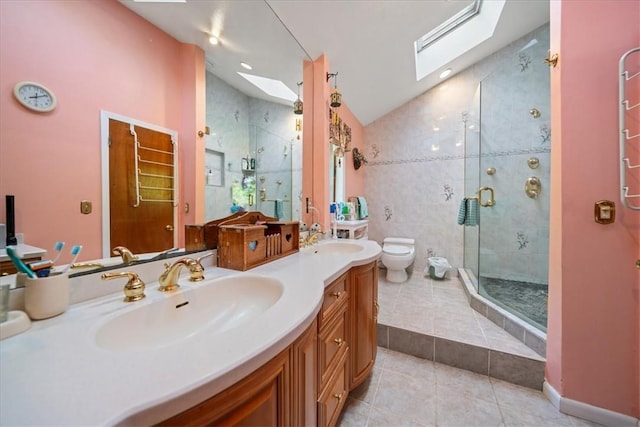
1, 0, 310, 282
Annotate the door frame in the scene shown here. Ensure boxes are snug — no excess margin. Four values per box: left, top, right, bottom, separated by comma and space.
100, 110, 179, 258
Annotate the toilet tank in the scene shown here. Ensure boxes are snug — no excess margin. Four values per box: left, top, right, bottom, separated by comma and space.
383, 237, 414, 246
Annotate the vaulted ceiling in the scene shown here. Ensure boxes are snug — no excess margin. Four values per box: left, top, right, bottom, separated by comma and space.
120, 0, 549, 125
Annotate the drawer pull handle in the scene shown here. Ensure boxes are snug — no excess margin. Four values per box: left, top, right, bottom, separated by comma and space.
331, 291, 342, 298
333, 338, 344, 346
333, 392, 344, 402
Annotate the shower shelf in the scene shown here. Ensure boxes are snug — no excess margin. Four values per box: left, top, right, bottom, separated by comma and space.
619, 47, 640, 210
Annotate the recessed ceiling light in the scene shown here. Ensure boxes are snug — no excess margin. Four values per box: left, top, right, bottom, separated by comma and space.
209, 36, 219, 45
439, 68, 452, 79
240, 62, 252, 70
237, 72, 297, 102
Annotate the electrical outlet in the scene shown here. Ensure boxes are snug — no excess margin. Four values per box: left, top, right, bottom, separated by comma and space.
594, 200, 615, 224
80, 200, 92, 215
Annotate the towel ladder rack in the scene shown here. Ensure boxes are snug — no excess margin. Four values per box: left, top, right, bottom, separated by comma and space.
619, 47, 640, 210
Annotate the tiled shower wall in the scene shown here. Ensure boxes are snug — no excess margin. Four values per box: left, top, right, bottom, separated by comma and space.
205, 71, 302, 222
365, 24, 550, 276
476, 27, 550, 285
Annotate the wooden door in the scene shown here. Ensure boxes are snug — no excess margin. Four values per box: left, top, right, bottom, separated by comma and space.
109, 119, 175, 254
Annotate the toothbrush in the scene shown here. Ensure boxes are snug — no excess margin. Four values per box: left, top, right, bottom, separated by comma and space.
5, 246, 36, 278
60, 245, 82, 274
51, 241, 65, 263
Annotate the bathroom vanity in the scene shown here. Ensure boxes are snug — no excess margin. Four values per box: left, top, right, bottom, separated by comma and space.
0, 239, 381, 427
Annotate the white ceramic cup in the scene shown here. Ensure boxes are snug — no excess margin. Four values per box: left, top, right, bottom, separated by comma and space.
24, 273, 70, 320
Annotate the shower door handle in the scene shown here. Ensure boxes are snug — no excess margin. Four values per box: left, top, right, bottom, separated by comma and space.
478, 186, 495, 207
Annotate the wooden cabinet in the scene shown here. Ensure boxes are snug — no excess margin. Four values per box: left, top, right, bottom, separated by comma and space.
158, 348, 290, 426
292, 318, 318, 427
348, 261, 378, 390
317, 348, 348, 427
317, 271, 350, 427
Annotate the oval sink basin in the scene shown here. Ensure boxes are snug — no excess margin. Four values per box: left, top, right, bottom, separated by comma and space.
94, 275, 283, 351
310, 242, 364, 255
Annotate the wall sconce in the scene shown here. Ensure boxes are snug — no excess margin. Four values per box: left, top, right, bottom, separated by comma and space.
327, 72, 342, 107
293, 82, 303, 115
352, 147, 368, 170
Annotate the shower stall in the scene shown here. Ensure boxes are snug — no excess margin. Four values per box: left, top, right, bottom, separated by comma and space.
463, 28, 551, 332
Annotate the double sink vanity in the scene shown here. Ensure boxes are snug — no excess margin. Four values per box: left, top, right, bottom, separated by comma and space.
0, 238, 381, 426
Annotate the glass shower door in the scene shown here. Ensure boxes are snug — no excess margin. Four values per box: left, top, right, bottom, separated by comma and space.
476, 31, 551, 331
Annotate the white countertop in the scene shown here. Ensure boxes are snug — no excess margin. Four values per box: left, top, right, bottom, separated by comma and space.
0, 239, 381, 426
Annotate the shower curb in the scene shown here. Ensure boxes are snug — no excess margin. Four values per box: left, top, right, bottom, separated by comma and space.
457, 268, 547, 358
377, 322, 545, 390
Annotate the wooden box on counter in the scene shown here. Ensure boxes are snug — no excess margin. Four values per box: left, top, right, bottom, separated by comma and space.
188, 211, 299, 271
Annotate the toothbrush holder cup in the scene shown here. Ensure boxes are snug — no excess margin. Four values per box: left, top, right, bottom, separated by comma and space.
24, 273, 70, 320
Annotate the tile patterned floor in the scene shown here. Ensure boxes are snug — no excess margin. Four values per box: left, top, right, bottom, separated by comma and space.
336, 269, 600, 426
338, 347, 601, 427
376, 269, 542, 359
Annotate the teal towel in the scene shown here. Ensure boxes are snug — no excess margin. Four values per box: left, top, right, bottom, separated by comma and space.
466, 198, 479, 226
457, 198, 467, 225
274, 200, 284, 220
357, 196, 368, 218
457, 198, 478, 226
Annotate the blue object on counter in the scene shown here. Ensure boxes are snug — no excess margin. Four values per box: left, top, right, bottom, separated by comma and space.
35, 268, 51, 277
5, 246, 36, 278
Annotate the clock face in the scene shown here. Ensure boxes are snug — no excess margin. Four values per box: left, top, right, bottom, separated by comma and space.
13, 81, 57, 112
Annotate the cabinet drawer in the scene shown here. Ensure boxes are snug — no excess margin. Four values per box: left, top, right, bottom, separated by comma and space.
317, 349, 348, 427
318, 306, 348, 388
319, 272, 348, 328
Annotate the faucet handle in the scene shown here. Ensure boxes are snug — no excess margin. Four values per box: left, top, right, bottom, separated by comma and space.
188, 252, 214, 282
101, 271, 146, 302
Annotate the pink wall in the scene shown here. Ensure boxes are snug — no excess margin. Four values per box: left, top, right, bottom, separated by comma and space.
546, 0, 639, 418
0, 0, 204, 260
302, 54, 364, 229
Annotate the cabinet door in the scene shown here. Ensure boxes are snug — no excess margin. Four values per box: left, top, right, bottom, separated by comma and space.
292, 319, 318, 427
348, 261, 378, 390
157, 349, 290, 426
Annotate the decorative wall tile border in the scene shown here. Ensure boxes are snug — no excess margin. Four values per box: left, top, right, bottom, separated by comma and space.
368, 147, 551, 167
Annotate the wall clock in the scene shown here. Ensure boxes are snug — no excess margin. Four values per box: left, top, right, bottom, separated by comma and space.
13, 81, 57, 112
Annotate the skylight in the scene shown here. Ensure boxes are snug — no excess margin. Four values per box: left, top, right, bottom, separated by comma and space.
416, 0, 482, 54
414, 0, 505, 82
237, 72, 297, 102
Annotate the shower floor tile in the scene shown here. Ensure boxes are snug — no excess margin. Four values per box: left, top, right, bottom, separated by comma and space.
377, 268, 542, 360
479, 276, 548, 329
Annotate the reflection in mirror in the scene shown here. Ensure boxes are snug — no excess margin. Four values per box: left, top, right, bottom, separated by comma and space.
330, 148, 345, 203
1, 0, 310, 285
205, 73, 302, 222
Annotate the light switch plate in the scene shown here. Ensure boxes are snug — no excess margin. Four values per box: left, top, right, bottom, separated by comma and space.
594, 200, 615, 224
80, 200, 92, 215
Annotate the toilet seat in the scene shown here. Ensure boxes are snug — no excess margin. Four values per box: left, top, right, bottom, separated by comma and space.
382, 244, 413, 256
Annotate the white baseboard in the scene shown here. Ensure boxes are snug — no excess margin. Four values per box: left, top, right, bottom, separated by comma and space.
543, 381, 639, 427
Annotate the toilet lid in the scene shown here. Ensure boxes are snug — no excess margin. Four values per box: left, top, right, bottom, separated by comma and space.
383, 244, 412, 255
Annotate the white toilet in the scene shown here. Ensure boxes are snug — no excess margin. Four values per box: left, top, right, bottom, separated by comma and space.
381, 237, 416, 283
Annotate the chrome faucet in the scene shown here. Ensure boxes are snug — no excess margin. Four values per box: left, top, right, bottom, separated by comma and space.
112, 246, 139, 265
